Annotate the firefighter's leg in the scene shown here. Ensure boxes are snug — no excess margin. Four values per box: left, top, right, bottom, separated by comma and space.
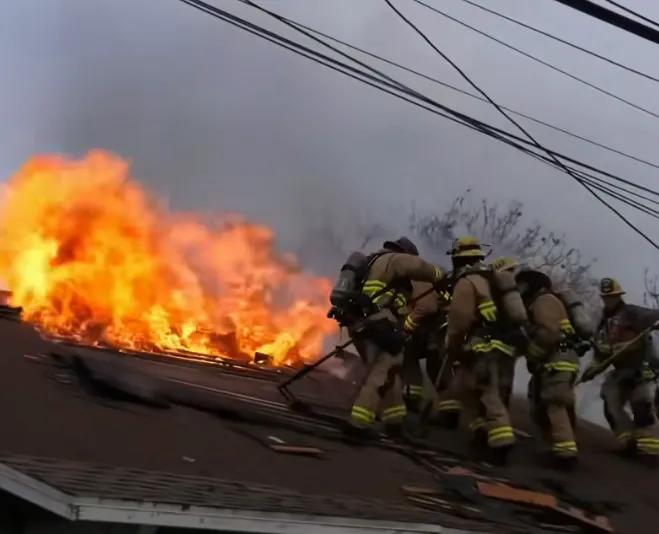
475, 351, 515, 449
349, 337, 396, 429
378, 353, 407, 428
540, 371, 578, 459
434, 364, 464, 429
457, 363, 485, 441
497, 355, 516, 410
630, 380, 659, 457
601, 372, 634, 448
529, 375, 551, 441
402, 341, 424, 413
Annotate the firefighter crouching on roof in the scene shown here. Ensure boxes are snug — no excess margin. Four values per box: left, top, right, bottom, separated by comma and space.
427, 271, 465, 429
581, 278, 659, 460
445, 237, 528, 457
401, 280, 453, 428
400, 280, 442, 416
341, 237, 444, 436
517, 268, 588, 464
489, 257, 524, 410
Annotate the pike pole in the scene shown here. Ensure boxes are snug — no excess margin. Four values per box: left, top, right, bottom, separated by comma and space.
577, 321, 659, 384
277, 284, 440, 401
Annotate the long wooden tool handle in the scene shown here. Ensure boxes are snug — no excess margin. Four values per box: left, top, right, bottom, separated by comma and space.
578, 323, 657, 384
278, 339, 354, 389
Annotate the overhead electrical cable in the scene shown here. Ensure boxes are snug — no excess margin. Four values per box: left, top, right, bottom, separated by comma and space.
457, 0, 659, 83
387, 0, 659, 248
412, 0, 659, 121
603, 0, 659, 29
551, 0, 659, 44
283, 16, 659, 171
231, 0, 659, 198
177, 0, 659, 248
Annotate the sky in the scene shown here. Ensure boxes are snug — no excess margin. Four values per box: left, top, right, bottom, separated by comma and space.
2, 0, 659, 422
1, 0, 658, 293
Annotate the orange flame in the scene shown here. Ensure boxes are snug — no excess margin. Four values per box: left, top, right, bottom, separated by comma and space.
0, 151, 336, 365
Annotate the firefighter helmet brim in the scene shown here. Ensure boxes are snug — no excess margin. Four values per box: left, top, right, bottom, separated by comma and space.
383, 237, 419, 256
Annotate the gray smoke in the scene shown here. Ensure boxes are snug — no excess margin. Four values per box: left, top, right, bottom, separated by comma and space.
3, 0, 659, 426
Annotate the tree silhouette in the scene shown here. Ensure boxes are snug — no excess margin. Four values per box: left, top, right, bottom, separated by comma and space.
410, 192, 599, 305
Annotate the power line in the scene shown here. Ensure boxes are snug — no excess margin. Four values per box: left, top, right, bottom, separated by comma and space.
285, 17, 659, 171
458, 0, 659, 84
552, 0, 659, 44
177, 0, 659, 249
230, 0, 659, 198
413, 0, 659, 121
603, 0, 659, 29
386, 0, 658, 249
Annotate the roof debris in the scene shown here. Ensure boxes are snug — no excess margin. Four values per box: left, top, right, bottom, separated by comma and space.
0, 318, 652, 532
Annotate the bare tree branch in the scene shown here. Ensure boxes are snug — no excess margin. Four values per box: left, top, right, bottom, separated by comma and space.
410, 191, 598, 304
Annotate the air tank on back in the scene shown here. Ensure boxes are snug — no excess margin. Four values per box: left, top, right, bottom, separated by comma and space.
330, 251, 369, 308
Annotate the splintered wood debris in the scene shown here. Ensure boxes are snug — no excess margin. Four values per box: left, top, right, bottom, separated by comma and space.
477, 481, 559, 508
265, 435, 323, 456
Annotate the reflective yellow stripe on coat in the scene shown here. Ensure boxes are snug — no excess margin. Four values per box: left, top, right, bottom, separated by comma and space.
472, 339, 515, 357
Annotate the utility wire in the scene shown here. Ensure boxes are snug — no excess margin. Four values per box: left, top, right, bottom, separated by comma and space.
552, 0, 659, 44
458, 0, 659, 84
285, 16, 659, 171
232, 0, 659, 198
603, 0, 659, 29
386, 0, 659, 248
413, 0, 659, 121
178, 0, 659, 248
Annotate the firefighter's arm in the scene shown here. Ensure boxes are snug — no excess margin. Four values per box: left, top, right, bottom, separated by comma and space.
404, 281, 438, 333
630, 306, 659, 332
389, 254, 444, 284
445, 278, 476, 356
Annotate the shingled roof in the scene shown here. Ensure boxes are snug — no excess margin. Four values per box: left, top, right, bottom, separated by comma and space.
0, 316, 656, 533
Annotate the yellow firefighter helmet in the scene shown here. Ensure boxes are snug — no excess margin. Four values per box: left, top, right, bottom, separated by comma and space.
491, 256, 519, 273
450, 236, 485, 258
600, 277, 625, 297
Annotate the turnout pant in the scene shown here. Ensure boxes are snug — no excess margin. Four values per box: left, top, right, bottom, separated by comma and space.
349, 336, 406, 429
402, 341, 428, 413
530, 367, 578, 459
460, 348, 515, 449
433, 364, 465, 427
601, 369, 659, 456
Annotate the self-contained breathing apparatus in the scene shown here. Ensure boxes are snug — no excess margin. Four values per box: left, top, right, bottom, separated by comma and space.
328, 250, 444, 354
328, 251, 409, 353
516, 268, 593, 357
456, 262, 530, 351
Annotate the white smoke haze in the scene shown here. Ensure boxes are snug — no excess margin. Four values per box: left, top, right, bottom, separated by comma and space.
3, 0, 659, 425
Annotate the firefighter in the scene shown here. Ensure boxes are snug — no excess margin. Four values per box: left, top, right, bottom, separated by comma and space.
490, 257, 522, 410
401, 280, 442, 415
581, 278, 659, 460
445, 237, 522, 456
347, 237, 444, 436
517, 268, 581, 463
401, 280, 454, 428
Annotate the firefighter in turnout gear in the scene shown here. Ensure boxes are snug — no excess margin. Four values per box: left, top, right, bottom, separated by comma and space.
347, 237, 444, 435
432, 260, 518, 430
490, 257, 523, 410
445, 237, 525, 455
427, 271, 464, 429
584, 278, 659, 458
517, 268, 582, 463
400, 280, 444, 415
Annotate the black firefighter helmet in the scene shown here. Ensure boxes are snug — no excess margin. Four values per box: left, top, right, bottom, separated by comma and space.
515, 266, 552, 296
383, 236, 419, 256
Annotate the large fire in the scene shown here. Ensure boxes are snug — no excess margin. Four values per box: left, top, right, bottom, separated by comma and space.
0, 151, 336, 365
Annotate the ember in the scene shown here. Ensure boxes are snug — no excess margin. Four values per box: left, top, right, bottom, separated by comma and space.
0, 151, 336, 365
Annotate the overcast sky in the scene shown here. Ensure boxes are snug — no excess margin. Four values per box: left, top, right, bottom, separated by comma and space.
1, 0, 658, 301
